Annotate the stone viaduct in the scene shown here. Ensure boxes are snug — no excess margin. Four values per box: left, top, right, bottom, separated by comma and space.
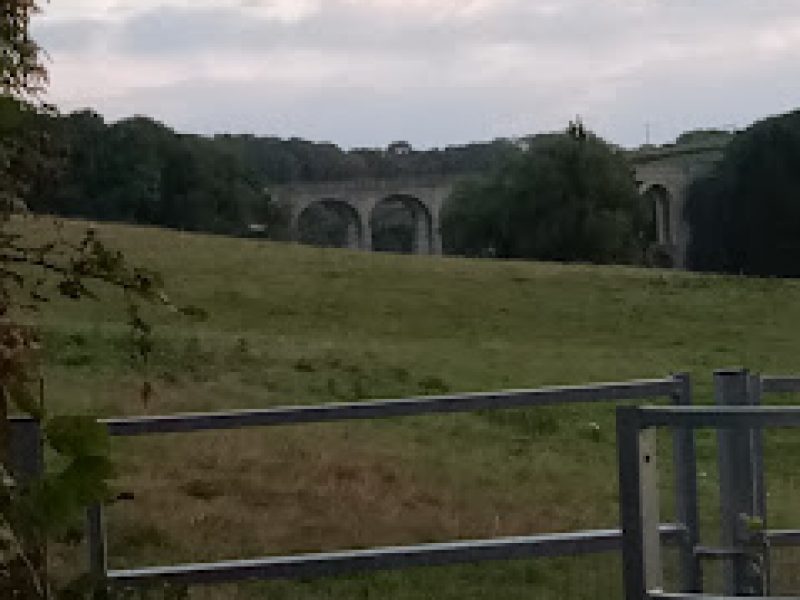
632, 143, 725, 267
269, 176, 456, 255
268, 143, 727, 267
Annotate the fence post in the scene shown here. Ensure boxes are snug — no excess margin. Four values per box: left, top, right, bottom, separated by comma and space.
9, 417, 44, 486
618, 406, 662, 600
714, 368, 764, 596
87, 502, 109, 597
9, 417, 46, 586
748, 372, 770, 594
671, 372, 702, 593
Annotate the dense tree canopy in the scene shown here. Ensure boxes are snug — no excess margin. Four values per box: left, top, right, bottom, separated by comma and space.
442, 129, 648, 264
685, 109, 800, 276
25, 112, 268, 235
14, 111, 519, 238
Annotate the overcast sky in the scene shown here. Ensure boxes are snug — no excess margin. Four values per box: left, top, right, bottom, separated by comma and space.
32, 0, 800, 149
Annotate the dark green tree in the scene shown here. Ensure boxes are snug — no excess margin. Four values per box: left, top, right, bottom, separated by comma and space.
27, 116, 519, 240
685, 109, 800, 277
443, 128, 647, 264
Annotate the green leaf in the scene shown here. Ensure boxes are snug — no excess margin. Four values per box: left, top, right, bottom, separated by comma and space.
45, 416, 109, 458
8, 380, 44, 419
740, 513, 765, 532
21, 478, 81, 535
21, 456, 114, 535
58, 455, 114, 505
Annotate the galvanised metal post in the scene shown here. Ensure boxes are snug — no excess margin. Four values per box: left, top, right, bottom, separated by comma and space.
618, 406, 662, 600
9, 417, 44, 486
714, 368, 763, 596
87, 502, 109, 597
748, 372, 770, 594
671, 373, 702, 593
9, 417, 45, 583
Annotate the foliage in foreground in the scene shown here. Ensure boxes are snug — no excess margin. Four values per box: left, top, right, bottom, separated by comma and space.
1, 2, 200, 596
0, 217, 202, 597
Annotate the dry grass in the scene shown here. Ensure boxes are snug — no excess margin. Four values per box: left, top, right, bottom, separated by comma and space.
102, 420, 614, 570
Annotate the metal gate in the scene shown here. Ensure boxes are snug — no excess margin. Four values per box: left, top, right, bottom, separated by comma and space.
617, 369, 800, 599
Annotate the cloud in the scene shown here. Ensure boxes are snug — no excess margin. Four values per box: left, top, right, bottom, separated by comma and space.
31, 0, 800, 147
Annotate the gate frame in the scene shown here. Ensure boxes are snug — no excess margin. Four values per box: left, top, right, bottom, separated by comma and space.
617, 403, 800, 600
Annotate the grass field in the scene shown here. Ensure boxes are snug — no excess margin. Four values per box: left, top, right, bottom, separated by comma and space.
20, 217, 800, 598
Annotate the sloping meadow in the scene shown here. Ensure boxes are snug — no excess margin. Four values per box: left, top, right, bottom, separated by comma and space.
25, 217, 800, 598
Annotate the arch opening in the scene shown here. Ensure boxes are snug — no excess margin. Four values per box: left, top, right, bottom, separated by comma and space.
643, 185, 672, 245
297, 199, 363, 250
370, 195, 433, 255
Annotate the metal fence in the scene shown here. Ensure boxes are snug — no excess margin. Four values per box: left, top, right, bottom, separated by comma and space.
618, 369, 800, 600
11, 375, 691, 596
12, 369, 800, 598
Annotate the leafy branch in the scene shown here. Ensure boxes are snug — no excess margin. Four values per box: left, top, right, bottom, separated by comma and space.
1, 3, 203, 597
0, 217, 204, 597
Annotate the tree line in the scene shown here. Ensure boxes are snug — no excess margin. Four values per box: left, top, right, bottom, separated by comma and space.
7, 94, 800, 277
4, 100, 518, 236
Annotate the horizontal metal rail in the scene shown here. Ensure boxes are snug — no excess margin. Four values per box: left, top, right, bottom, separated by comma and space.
99, 378, 679, 437
761, 375, 800, 394
649, 594, 797, 600
768, 529, 800, 547
633, 405, 800, 429
693, 546, 746, 559
692, 529, 800, 559
108, 525, 683, 588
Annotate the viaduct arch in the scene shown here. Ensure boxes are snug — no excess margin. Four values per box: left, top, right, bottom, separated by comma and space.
269, 176, 466, 256
371, 194, 435, 254
631, 144, 725, 268
296, 199, 364, 250
270, 144, 727, 267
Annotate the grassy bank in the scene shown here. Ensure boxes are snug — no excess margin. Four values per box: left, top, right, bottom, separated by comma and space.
23, 217, 800, 598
